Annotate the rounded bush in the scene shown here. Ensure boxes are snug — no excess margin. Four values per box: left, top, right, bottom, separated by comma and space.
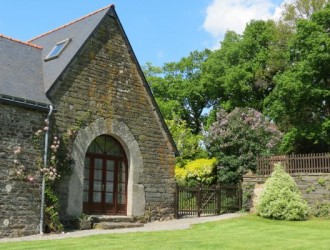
256, 163, 309, 220
175, 158, 216, 186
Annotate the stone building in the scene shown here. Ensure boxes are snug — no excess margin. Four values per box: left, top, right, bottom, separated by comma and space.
0, 5, 178, 238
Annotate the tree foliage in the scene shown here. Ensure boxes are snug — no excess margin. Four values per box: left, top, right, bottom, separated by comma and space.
264, 5, 330, 153
144, 2, 330, 181
202, 20, 288, 112
207, 108, 282, 183
281, 0, 330, 25
143, 63, 182, 120
145, 49, 212, 134
166, 118, 207, 167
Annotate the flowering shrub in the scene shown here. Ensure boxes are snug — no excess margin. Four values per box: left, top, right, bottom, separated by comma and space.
40, 166, 59, 181
12, 146, 31, 182
175, 158, 217, 186
207, 107, 282, 183
39, 134, 61, 181
11, 118, 71, 233
12, 119, 62, 182
256, 163, 309, 220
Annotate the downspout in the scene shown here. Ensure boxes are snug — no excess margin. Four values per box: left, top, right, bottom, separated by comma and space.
40, 105, 54, 234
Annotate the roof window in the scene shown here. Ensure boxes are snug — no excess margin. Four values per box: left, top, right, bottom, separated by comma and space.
45, 38, 71, 61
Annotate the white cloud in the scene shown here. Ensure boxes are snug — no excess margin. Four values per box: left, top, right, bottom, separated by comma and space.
203, 0, 279, 39
273, 0, 293, 20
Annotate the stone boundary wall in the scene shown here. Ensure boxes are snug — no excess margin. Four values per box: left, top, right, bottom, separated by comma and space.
243, 173, 330, 214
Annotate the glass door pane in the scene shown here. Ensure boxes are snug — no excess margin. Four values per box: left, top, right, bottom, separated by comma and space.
117, 161, 127, 204
83, 157, 90, 202
93, 192, 101, 203
92, 158, 103, 203
105, 160, 115, 203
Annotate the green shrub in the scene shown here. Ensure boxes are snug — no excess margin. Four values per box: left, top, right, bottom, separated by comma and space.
256, 163, 309, 221
312, 202, 330, 218
242, 183, 255, 211
45, 184, 64, 232
175, 158, 217, 186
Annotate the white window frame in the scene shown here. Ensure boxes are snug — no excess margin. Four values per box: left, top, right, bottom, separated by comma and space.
45, 38, 71, 61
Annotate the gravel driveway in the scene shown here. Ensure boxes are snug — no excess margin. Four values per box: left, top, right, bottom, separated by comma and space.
0, 213, 244, 243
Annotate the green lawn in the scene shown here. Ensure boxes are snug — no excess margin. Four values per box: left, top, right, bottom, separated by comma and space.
1, 215, 330, 250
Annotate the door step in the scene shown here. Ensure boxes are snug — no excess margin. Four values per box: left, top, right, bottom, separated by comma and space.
93, 221, 144, 230
89, 215, 144, 230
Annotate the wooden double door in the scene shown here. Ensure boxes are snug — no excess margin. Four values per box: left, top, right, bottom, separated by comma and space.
83, 135, 128, 215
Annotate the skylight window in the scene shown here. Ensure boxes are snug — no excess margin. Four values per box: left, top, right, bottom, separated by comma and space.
45, 38, 71, 61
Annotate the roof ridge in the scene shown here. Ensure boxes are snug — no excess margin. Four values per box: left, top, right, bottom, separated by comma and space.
0, 34, 42, 49
28, 4, 114, 42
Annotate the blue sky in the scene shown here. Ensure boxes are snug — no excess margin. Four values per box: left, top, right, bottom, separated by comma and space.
0, 0, 286, 67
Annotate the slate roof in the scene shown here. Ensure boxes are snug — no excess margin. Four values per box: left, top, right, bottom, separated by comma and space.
29, 5, 112, 93
0, 35, 51, 105
0, 5, 113, 107
0, 5, 178, 154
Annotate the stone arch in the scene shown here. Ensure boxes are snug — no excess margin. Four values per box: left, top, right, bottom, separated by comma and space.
67, 117, 145, 217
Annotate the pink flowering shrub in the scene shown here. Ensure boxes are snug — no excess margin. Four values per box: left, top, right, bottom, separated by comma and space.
41, 134, 61, 181
12, 146, 34, 182
12, 146, 26, 178
13, 119, 63, 182
12, 119, 70, 232
207, 107, 282, 183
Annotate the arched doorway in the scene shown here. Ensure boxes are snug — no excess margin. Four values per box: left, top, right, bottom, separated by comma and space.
83, 135, 128, 215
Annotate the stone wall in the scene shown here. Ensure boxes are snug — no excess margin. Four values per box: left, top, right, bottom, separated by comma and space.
49, 14, 176, 220
294, 173, 330, 213
243, 173, 330, 214
0, 103, 45, 237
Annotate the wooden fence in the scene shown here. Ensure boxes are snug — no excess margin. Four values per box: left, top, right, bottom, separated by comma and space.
174, 184, 242, 218
257, 153, 330, 175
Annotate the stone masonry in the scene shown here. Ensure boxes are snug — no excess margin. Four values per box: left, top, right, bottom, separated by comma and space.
0, 7, 177, 238
49, 14, 176, 220
0, 103, 45, 237
243, 173, 330, 214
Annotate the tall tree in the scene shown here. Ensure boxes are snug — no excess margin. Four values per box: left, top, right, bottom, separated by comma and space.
143, 62, 182, 120
145, 49, 212, 134
281, 0, 329, 25
264, 5, 330, 153
202, 20, 289, 112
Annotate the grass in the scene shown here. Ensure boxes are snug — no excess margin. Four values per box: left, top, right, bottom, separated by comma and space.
1, 215, 330, 250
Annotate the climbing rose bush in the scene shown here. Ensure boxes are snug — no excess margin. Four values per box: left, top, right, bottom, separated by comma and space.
13, 118, 64, 182
207, 107, 282, 183
256, 163, 309, 221
175, 158, 217, 186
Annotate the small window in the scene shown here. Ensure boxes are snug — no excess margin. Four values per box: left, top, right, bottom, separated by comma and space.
45, 38, 71, 61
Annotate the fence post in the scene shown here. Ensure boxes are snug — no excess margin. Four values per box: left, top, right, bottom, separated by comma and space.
219, 183, 222, 214
238, 183, 242, 210
174, 183, 178, 219
216, 184, 221, 215
197, 185, 201, 217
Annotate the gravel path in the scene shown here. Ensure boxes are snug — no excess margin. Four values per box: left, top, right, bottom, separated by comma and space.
0, 213, 244, 243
